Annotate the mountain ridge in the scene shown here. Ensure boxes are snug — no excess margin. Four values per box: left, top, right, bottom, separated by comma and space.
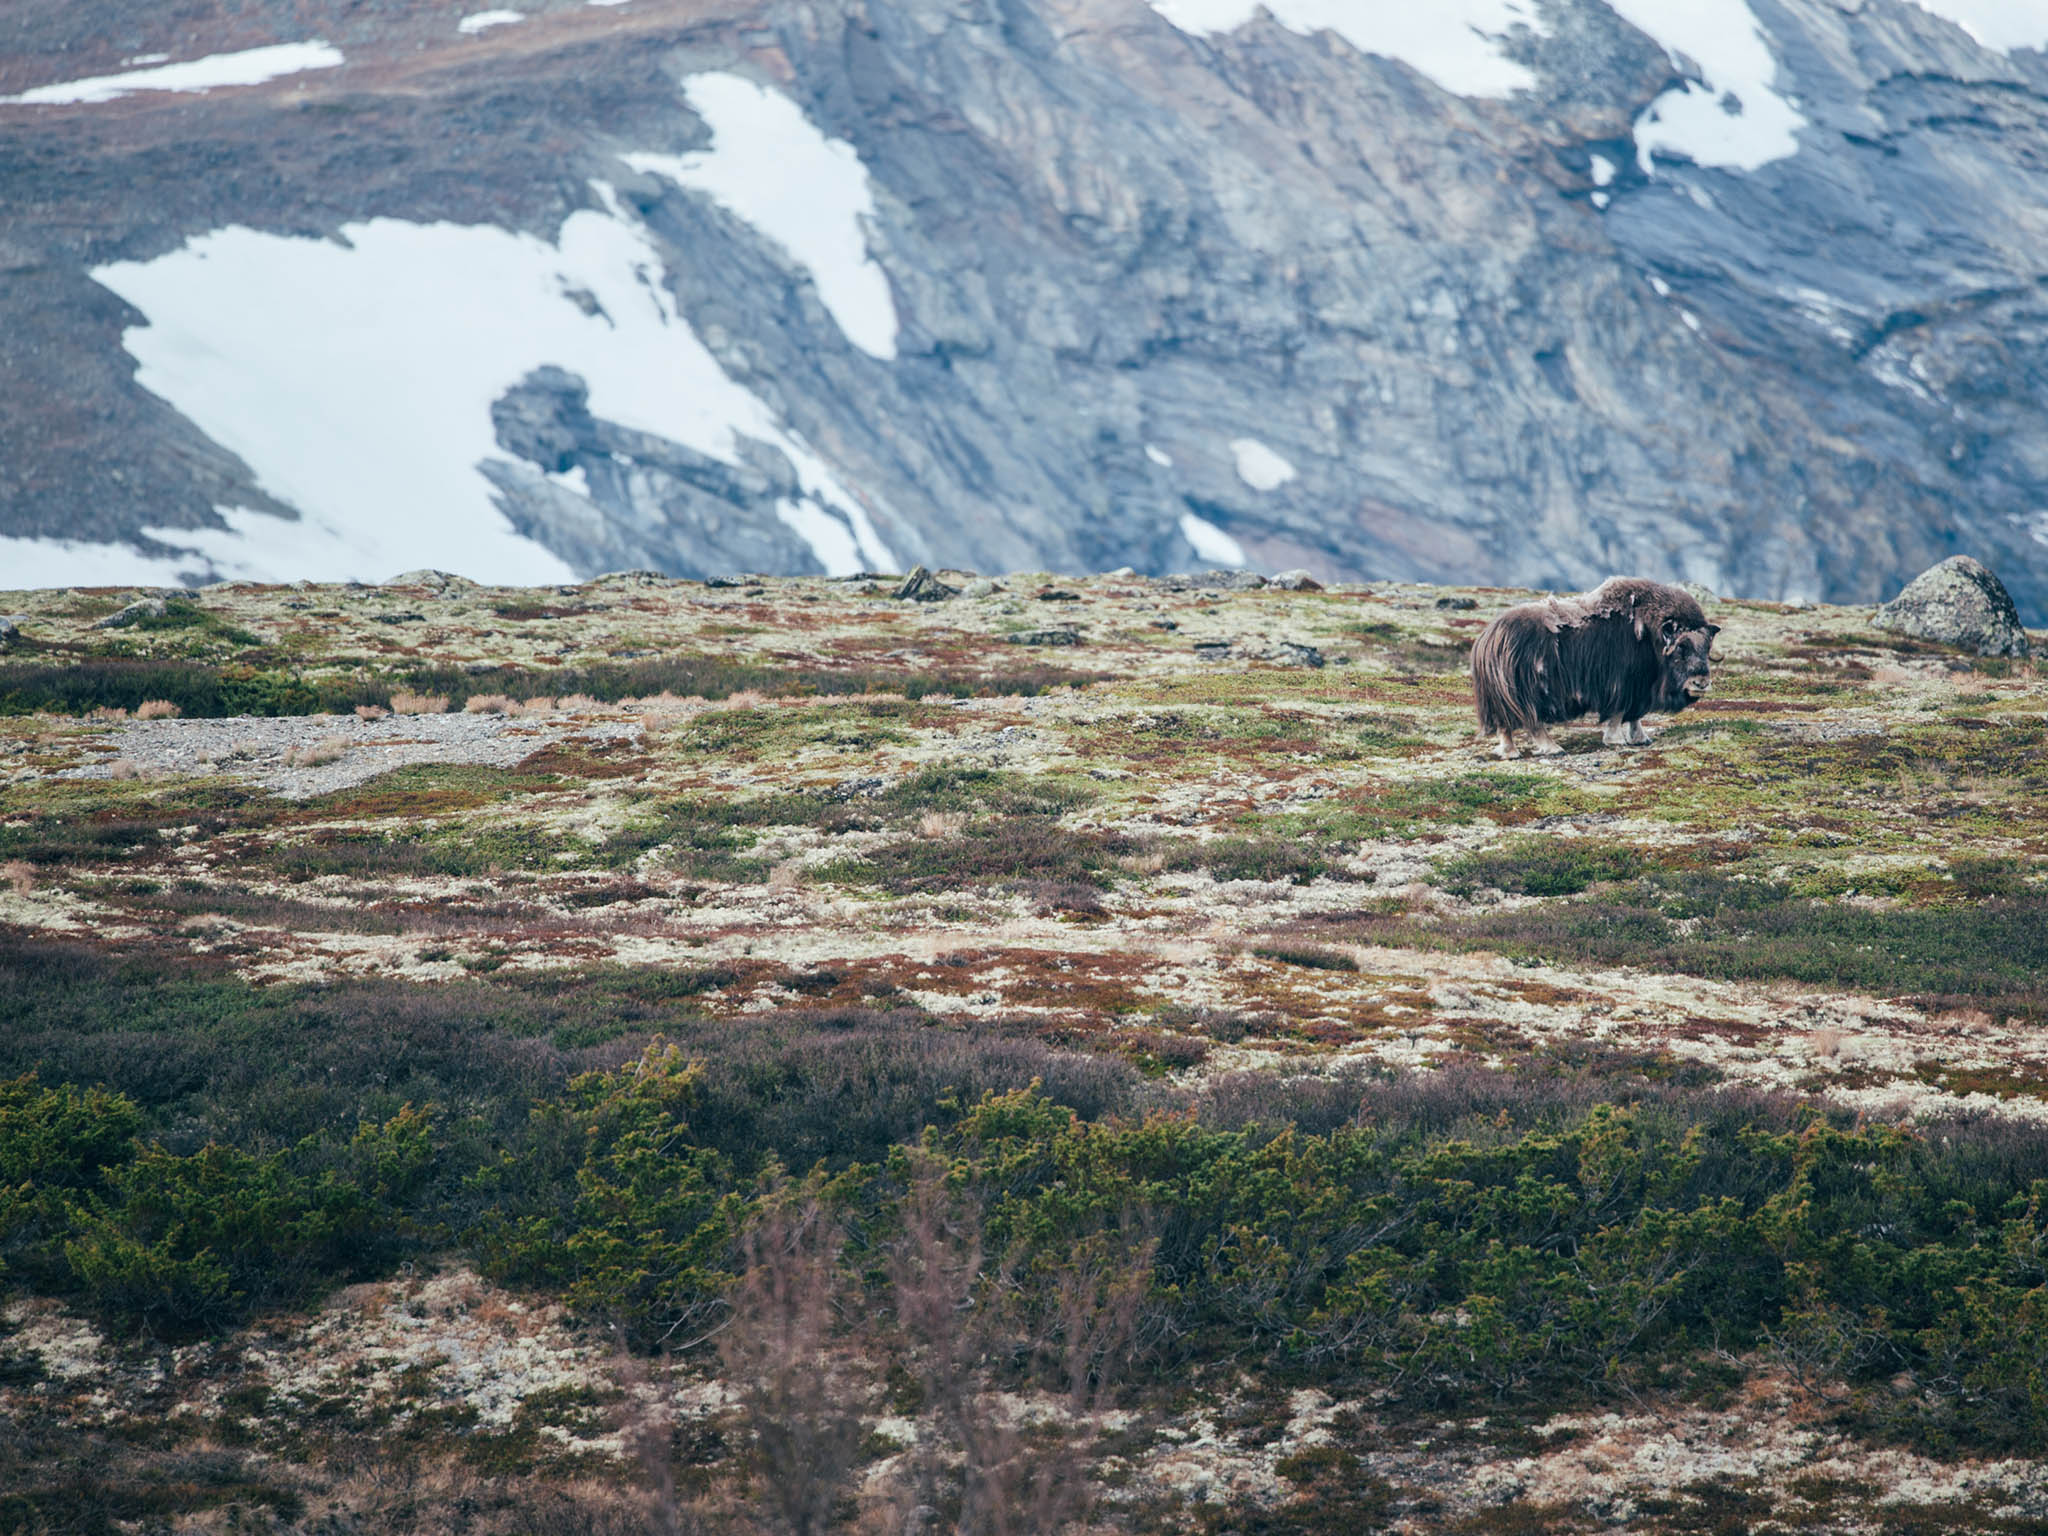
4, 0, 2047, 619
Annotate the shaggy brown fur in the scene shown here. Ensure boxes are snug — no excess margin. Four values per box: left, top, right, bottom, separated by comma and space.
1471, 578, 1719, 758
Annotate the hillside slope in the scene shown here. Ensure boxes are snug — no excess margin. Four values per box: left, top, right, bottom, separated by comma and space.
0, 570, 2045, 1529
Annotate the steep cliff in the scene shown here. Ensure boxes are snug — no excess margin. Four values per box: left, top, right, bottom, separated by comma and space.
2, 0, 2046, 617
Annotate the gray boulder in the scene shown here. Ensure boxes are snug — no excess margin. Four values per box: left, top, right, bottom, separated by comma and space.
94, 597, 167, 629
1872, 557, 2032, 658
385, 569, 473, 590
894, 565, 959, 602
0, 614, 25, 649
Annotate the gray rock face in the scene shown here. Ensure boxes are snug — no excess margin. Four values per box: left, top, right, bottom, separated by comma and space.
3, 0, 2048, 619
481, 368, 822, 581
1872, 557, 2033, 657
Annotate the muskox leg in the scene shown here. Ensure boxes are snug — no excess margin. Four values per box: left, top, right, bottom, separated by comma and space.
1493, 731, 1519, 759
1599, 716, 1632, 747
1626, 718, 1653, 745
1526, 728, 1564, 756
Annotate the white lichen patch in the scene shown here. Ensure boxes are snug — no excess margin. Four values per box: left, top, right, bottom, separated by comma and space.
57, 712, 641, 798
3, 1298, 114, 1383
246, 1269, 614, 1437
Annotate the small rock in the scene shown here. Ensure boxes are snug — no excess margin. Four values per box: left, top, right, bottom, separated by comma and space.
894, 565, 960, 602
1872, 555, 2032, 657
827, 775, 889, 800
1158, 569, 1268, 592
1270, 569, 1324, 591
1193, 641, 1234, 661
960, 578, 1003, 598
702, 576, 742, 589
1007, 627, 1082, 646
94, 597, 167, 629
1433, 595, 1477, 610
1148, 618, 1178, 631
385, 568, 472, 590
1271, 642, 1325, 668
0, 614, 25, 649
1679, 581, 1719, 602
1034, 588, 1080, 601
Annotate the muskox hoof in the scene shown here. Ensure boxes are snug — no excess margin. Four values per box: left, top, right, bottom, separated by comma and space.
1528, 734, 1565, 757
1493, 733, 1518, 759
1627, 721, 1654, 745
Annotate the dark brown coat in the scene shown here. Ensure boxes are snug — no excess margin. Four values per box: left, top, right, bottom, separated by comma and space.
1471, 579, 1719, 755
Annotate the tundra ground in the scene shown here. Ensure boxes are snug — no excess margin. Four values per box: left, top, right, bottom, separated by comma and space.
1, 569, 2043, 1534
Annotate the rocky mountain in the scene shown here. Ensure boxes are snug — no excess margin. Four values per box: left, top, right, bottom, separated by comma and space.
3, 0, 2047, 619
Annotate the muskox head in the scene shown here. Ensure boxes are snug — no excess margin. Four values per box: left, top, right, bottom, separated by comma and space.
1650, 612, 1720, 713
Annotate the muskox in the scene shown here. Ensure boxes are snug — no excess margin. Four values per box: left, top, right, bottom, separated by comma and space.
1471, 578, 1720, 758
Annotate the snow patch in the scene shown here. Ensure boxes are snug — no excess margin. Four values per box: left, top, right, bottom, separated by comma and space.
1144, 0, 1543, 98
0, 536, 204, 592
1179, 512, 1248, 567
1230, 438, 1297, 492
1905, 1, 2048, 51
1146, 444, 1174, 468
775, 500, 864, 576
458, 11, 525, 34
90, 186, 895, 585
624, 73, 898, 360
1607, 1, 1805, 173
3, 42, 343, 105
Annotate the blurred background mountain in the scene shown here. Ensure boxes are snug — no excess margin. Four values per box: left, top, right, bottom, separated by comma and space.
3, 0, 2047, 620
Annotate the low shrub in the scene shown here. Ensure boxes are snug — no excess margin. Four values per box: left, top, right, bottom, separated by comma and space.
1166, 836, 1330, 885
836, 818, 1134, 894
1435, 838, 1646, 897
1353, 875, 2048, 1019
1251, 944, 1358, 972
12, 941, 2048, 1450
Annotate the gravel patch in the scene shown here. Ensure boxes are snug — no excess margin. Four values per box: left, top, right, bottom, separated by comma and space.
61, 711, 641, 798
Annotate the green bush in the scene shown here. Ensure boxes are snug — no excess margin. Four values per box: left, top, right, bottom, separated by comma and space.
12, 940, 2048, 1451
481, 1042, 748, 1349
894, 1089, 2048, 1438
0, 1074, 432, 1331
